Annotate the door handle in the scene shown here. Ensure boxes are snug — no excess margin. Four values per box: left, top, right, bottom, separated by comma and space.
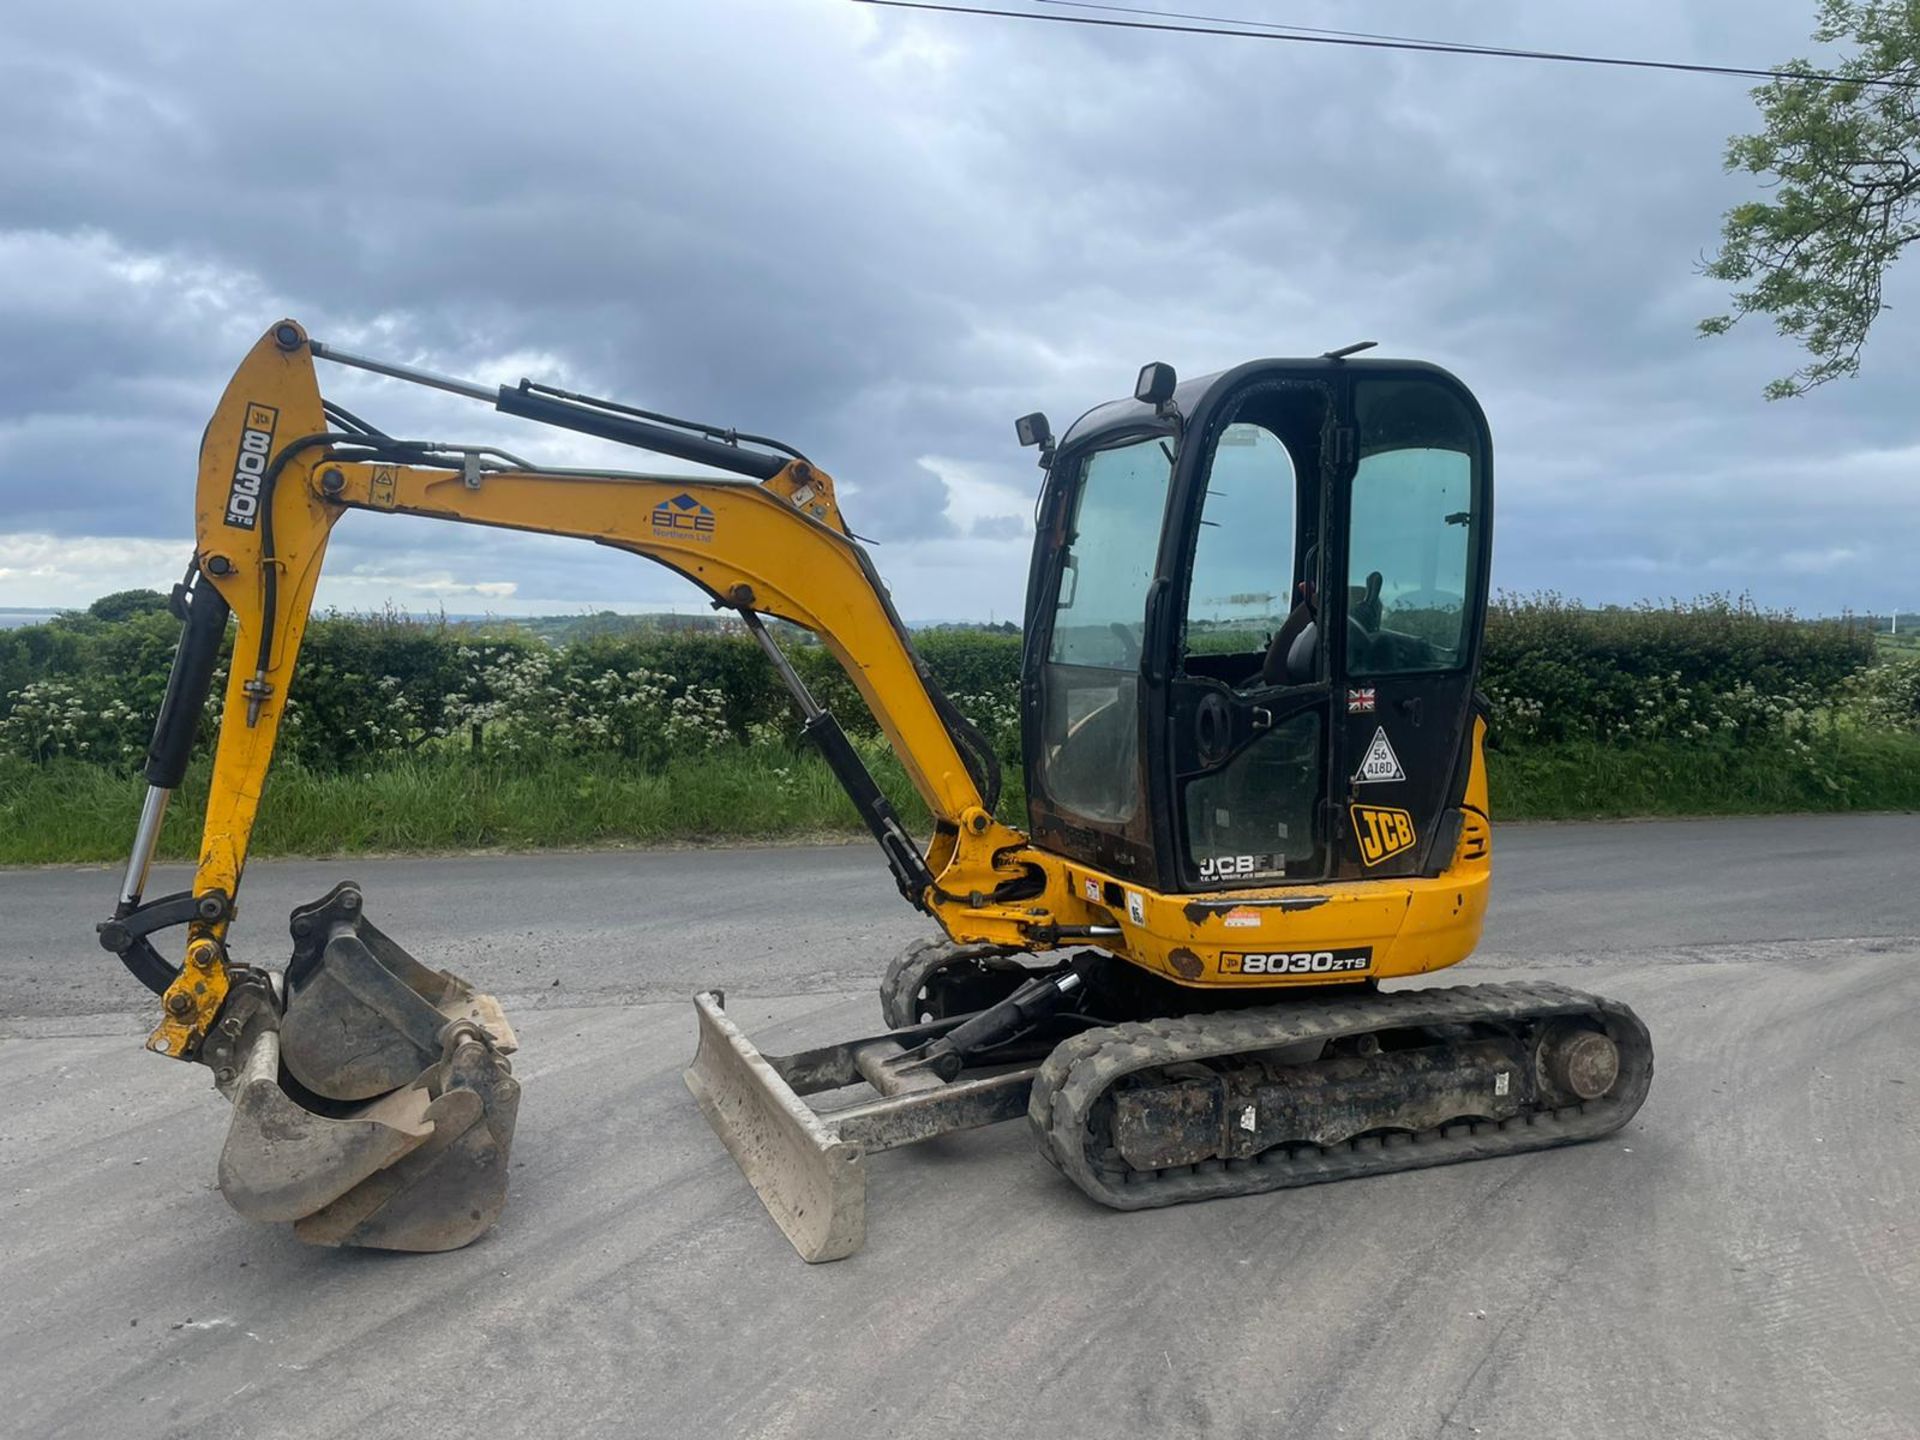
1397, 696, 1424, 726
1141, 578, 1170, 683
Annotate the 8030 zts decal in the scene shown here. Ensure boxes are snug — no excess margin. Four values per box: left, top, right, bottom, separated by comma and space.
222, 403, 280, 530
1219, 948, 1372, 976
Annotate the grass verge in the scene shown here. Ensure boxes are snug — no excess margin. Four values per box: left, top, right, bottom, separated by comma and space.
3, 733, 1916, 865
1486, 731, 1920, 819
0, 748, 968, 865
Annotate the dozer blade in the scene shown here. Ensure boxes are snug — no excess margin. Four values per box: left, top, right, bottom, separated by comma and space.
684, 992, 867, 1263
201, 883, 522, 1252
685, 992, 1039, 1262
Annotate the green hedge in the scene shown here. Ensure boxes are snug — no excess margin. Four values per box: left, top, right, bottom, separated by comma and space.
3, 591, 1915, 861
1482, 594, 1872, 745
0, 591, 1881, 774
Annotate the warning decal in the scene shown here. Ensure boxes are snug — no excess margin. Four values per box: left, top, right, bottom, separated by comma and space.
1352, 726, 1406, 784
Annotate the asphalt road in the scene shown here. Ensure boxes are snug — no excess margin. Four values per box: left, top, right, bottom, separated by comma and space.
2, 816, 1917, 1439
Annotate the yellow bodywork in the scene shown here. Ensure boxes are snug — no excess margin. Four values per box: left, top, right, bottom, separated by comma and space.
149, 321, 1491, 1059
1037, 718, 1492, 988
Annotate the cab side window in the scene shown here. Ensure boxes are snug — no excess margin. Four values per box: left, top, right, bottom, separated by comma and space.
1347, 381, 1479, 676
1038, 435, 1174, 825
1182, 423, 1298, 690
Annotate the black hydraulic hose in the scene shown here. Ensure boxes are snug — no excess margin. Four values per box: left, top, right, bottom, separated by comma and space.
321, 399, 387, 438
929, 681, 1002, 813
248, 432, 377, 692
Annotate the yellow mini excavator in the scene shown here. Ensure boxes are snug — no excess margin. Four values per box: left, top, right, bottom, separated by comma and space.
103, 321, 1651, 1258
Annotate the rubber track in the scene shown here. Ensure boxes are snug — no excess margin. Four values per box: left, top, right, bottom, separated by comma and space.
878, 935, 1029, 1029
1026, 981, 1654, 1212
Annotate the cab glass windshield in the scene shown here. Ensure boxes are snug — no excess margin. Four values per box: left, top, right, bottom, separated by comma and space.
1039, 434, 1173, 823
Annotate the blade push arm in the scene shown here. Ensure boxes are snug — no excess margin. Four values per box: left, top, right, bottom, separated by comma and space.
116, 321, 1046, 1063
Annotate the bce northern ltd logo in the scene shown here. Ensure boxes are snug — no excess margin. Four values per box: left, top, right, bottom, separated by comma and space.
652, 493, 716, 542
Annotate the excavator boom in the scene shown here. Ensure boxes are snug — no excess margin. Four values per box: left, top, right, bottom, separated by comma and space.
101, 319, 1039, 1248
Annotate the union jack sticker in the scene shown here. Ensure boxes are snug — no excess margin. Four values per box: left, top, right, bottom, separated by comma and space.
1347, 687, 1377, 714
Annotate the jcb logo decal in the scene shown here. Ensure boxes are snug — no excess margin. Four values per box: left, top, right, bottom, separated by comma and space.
222, 403, 280, 530
1352, 804, 1416, 867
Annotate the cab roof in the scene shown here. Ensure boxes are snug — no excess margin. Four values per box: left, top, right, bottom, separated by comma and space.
1053, 355, 1466, 456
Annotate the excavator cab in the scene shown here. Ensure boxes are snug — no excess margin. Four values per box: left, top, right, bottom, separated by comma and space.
1022, 358, 1492, 895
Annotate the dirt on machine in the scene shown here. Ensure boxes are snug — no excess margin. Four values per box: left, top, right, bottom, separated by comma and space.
102, 322, 1652, 1257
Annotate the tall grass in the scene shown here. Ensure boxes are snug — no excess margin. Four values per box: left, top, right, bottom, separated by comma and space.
1487, 731, 1920, 820
0, 748, 1011, 864
4, 733, 1916, 865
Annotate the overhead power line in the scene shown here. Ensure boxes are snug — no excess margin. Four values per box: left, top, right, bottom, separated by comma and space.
1034, 0, 1487, 52
851, 0, 1920, 92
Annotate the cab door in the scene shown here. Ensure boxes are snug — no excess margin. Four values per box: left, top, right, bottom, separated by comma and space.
1022, 428, 1177, 883
1162, 378, 1336, 891
1332, 372, 1492, 879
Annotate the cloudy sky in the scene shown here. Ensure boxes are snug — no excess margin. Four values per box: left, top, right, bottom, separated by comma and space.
2, 0, 1915, 621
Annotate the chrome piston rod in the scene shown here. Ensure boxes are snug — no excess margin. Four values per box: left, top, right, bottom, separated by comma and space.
308, 340, 496, 403
119, 784, 171, 907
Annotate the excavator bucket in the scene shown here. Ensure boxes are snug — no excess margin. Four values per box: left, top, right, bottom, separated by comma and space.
206, 883, 520, 1252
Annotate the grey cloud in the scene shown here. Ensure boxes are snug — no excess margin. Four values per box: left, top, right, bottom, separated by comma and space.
970, 514, 1032, 542
2, 0, 1915, 618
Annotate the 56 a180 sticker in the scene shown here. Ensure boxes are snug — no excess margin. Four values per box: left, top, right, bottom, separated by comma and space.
1352, 726, 1406, 784
1219, 948, 1373, 976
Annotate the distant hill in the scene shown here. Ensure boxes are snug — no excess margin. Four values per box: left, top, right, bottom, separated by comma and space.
449, 610, 743, 644
440, 610, 1021, 644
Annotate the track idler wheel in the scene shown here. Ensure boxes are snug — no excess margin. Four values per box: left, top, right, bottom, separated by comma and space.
206, 883, 520, 1252
879, 935, 1032, 1028
1539, 1024, 1621, 1101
